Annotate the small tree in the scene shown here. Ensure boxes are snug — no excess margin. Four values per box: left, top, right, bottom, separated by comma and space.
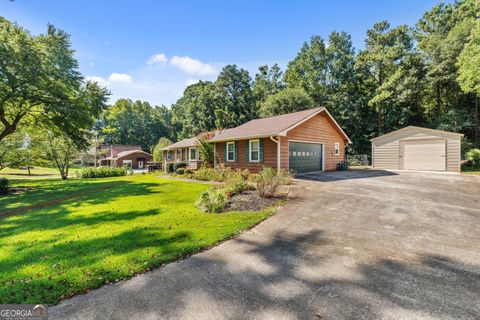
152, 137, 173, 162
197, 135, 214, 164
38, 131, 81, 180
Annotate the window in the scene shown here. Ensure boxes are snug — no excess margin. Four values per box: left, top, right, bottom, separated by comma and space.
334, 142, 340, 155
226, 142, 235, 162
189, 147, 196, 161
177, 150, 182, 161
249, 139, 259, 162
167, 151, 172, 161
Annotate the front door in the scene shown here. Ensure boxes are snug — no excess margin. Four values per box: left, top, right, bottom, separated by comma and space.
289, 141, 323, 174
138, 161, 144, 169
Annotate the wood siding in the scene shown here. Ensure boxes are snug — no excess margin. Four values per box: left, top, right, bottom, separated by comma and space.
215, 112, 347, 172
281, 112, 347, 171
117, 152, 153, 169
215, 138, 277, 173
372, 128, 461, 172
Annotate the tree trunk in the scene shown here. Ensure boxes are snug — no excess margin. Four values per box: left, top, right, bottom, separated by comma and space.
27, 166, 31, 175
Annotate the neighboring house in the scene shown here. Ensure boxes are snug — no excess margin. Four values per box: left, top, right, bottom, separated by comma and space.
161, 137, 204, 170
98, 144, 153, 169
162, 107, 351, 174
371, 126, 463, 172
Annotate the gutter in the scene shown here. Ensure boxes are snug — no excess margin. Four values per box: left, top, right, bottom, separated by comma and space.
269, 136, 280, 171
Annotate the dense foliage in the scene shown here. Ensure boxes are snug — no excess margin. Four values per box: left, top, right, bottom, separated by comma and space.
76, 166, 129, 178
92, 0, 478, 157
0, 178, 9, 194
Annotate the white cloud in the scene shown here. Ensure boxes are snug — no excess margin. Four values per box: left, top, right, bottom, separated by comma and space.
86, 76, 110, 87
147, 53, 168, 65
169, 55, 216, 75
185, 78, 200, 86
86, 73, 133, 87
108, 73, 133, 84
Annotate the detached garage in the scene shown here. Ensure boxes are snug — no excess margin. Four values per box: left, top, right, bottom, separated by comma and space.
371, 126, 463, 172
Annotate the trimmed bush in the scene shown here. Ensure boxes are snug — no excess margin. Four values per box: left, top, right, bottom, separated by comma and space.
0, 178, 9, 195
190, 165, 252, 182
255, 167, 292, 198
184, 168, 194, 175
76, 166, 129, 179
176, 167, 185, 175
195, 188, 228, 213
466, 148, 480, 167
167, 163, 175, 173
173, 162, 187, 171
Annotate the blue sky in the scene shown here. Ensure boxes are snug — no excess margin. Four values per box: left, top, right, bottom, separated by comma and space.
1, 0, 445, 106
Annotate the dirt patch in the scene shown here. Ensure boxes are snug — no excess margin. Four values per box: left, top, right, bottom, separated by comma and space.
8, 186, 36, 194
225, 191, 285, 212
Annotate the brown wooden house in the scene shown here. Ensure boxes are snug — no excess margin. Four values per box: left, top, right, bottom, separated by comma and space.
162, 107, 351, 174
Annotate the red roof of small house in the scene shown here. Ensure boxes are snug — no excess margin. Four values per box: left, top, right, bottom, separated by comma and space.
209, 107, 351, 143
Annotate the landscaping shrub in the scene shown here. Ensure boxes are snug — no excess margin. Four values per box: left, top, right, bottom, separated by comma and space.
76, 166, 129, 178
466, 148, 480, 167
173, 162, 187, 171
195, 188, 228, 213
0, 178, 9, 195
167, 163, 175, 173
184, 168, 193, 175
190, 165, 251, 182
223, 177, 255, 197
176, 168, 185, 175
255, 167, 292, 198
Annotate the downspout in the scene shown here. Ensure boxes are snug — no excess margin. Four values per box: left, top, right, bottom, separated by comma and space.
270, 136, 280, 171
213, 143, 216, 168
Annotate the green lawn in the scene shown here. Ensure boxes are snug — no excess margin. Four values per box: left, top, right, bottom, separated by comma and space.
0, 175, 275, 304
0, 167, 80, 181
462, 165, 480, 175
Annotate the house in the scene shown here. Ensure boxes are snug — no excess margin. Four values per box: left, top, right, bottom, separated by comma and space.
98, 144, 153, 169
371, 126, 463, 172
162, 107, 351, 174
161, 137, 204, 170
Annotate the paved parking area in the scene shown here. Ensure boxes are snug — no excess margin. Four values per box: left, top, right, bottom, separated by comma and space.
51, 170, 480, 320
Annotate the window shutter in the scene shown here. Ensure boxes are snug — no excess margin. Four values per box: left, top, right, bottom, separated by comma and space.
235, 141, 238, 161
246, 141, 250, 162
260, 139, 264, 162
223, 143, 227, 161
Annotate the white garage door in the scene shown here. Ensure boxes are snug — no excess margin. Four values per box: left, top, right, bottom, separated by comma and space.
401, 139, 446, 171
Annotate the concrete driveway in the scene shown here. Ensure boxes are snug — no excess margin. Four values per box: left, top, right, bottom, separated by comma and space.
51, 170, 480, 320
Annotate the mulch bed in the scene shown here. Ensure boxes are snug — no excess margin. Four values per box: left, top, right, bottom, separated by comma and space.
225, 190, 285, 212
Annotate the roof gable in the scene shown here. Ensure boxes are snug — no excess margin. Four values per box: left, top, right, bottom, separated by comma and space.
370, 126, 464, 143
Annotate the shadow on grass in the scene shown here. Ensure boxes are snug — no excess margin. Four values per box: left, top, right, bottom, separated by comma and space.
0, 227, 193, 304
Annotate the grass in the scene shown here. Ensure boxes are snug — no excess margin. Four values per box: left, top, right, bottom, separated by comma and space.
461, 165, 480, 175
0, 167, 80, 181
0, 175, 276, 304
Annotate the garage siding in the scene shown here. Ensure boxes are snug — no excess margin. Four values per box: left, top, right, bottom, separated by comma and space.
372, 127, 462, 172
281, 112, 346, 171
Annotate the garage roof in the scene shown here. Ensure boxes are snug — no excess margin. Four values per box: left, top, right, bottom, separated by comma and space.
370, 126, 464, 142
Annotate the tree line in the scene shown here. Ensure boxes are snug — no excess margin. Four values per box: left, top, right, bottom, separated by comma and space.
103, 0, 479, 155
1, 0, 479, 178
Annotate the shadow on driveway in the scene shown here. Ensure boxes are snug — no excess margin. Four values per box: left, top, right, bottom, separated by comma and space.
295, 169, 398, 182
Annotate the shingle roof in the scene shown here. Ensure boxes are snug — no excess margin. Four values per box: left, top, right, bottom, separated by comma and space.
161, 107, 351, 149
161, 137, 199, 150
209, 107, 326, 142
